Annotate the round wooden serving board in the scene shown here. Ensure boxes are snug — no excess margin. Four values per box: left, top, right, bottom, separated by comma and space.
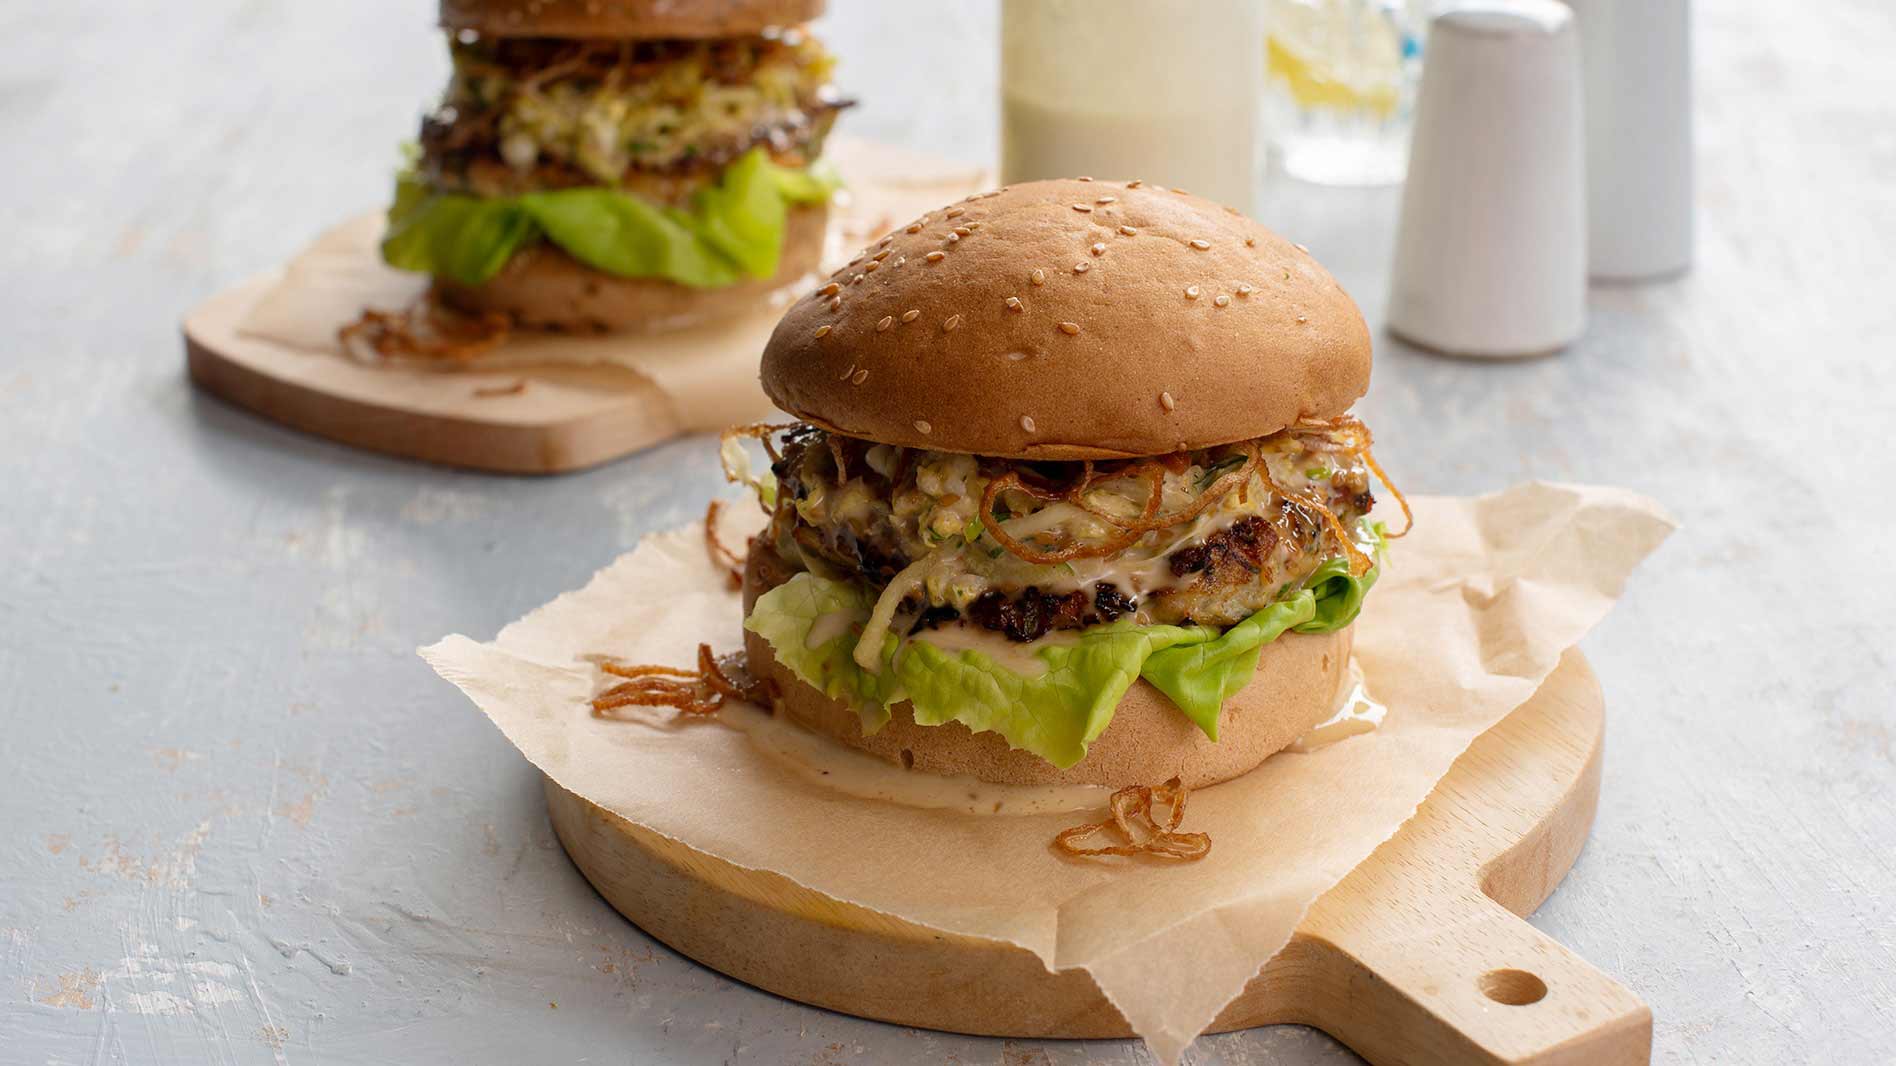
545, 650, 1652, 1065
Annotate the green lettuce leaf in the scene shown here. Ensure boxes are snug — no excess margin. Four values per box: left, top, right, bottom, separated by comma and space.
743, 525, 1386, 767
381, 147, 837, 288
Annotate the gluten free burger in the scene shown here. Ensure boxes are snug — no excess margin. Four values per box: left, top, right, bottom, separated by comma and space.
381, 0, 848, 332
724, 179, 1408, 790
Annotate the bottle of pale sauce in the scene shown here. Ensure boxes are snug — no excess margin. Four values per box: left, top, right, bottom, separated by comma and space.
1001, 0, 1264, 212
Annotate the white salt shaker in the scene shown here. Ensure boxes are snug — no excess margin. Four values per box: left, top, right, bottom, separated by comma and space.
1568, 0, 1694, 281
999, 0, 1263, 213
1386, 0, 1586, 358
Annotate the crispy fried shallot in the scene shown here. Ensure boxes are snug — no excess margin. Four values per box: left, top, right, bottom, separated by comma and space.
1054, 777, 1211, 861
588, 644, 773, 718
338, 296, 511, 363
1295, 415, 1411, 539
979, 442, 1262, 566
703, 499, 745, 590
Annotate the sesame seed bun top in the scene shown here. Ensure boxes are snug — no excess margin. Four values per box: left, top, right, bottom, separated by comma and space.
440, 0, 825, 39
759, 178, 1373, 460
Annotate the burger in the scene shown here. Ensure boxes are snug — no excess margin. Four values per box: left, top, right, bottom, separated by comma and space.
379, 0, 848, 333
723, 178, 1406, 790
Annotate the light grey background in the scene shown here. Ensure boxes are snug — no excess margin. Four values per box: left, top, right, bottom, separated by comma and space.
2, 2, 1891, 1064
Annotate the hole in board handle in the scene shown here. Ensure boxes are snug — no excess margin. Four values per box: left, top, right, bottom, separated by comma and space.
1478, 968, 1548, 1006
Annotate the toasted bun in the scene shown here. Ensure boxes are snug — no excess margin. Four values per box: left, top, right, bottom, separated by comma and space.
760, 178, 1371, 460
440, 0, 824, 39
434, 203, 827, 333
742, 547, 1350, 788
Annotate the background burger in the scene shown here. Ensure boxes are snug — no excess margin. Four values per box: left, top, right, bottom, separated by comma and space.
381, 0, 848, 332
726, 178, 1406, 789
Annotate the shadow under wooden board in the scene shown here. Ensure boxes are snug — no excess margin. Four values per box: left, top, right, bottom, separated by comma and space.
545, 649, 1651, 1066
183, 139, 990, 475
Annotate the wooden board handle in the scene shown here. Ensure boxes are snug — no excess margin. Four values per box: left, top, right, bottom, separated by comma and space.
1306, 889, 1651, 1066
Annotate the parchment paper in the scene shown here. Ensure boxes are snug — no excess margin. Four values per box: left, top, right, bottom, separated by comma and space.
234, 138, 990, 431
422, 482, 1673, 1062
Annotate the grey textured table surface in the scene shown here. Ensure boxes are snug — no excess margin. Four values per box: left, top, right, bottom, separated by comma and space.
3, 2, 1892, 1064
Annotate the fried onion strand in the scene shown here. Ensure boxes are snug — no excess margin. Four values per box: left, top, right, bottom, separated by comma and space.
337, 296, 511, 363
1054, 777, 1210, 862
588, 644, 774, 718
703, 499, 745, 590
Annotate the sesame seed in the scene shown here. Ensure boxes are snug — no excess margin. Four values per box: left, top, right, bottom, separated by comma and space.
915, 420, 932, 434
1160, 391, 1176, 411
1185, 285, 1200, 300
1096, 196, 1116, 205
946, 207, 965, 218
872, 249, 891, 260
1172, 187, 1189, 194
1030, 269, 1046, 286
1295, 243, 1310, 253
1005, 296, 1023, 311
1090, 242, 1106, 256
1020, 415, 1036, 433
852, 273, 866, 284
1058, 321, 1081, 335
1073, 262, 1090, 274
1072, 204, 1093, 213
829, 296, 842, 311
877, 315, 894, 332
966, 221, 982, 230
819, 282, 839, 296
905, 222, 923, 234
839, 363, 855, 380
852, 369, 869, 385
877, 235, 894, 248
814, 324, 831, 338
1190, 239, 1211, 250
1237, 284, 1254, 297
1214, 293, 1231, 307
953, 226, 971, 236
865, 260, 880, 273
943, 314, 962, 332
1225, 205, 1241, 215
946, 233, 961, 244
1119, 225, 1138, 236
926, 251, 946, 262
1297, 315, 1308, 324
901, 309, 920, 323
1282, 268, 1291, 280
1126, 179, 1143, 188
1076, 176, 1094, 182
1248, 238, 1259, 248
895, 257, 907, 267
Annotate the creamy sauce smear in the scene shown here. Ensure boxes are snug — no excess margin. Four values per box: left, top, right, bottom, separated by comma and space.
1286, 659, 1387, 753
713, 652, 1380, 814
717, 701, 1111, 816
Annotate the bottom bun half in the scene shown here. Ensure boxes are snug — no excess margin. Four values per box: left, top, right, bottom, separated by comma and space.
435, 203, 828, 334
741, 548, 1352, 790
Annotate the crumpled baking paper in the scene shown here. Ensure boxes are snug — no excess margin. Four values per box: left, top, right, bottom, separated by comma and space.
233, 138, 991, 431
422, 482, 1673, 1062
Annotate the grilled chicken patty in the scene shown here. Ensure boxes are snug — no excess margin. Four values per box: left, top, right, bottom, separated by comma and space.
422, 31, 845, 200
759, 423, 1377, 642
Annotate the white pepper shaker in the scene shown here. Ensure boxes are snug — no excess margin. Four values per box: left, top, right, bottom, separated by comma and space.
1387, 0, 1587, 357
1568, 0, 1694, 281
